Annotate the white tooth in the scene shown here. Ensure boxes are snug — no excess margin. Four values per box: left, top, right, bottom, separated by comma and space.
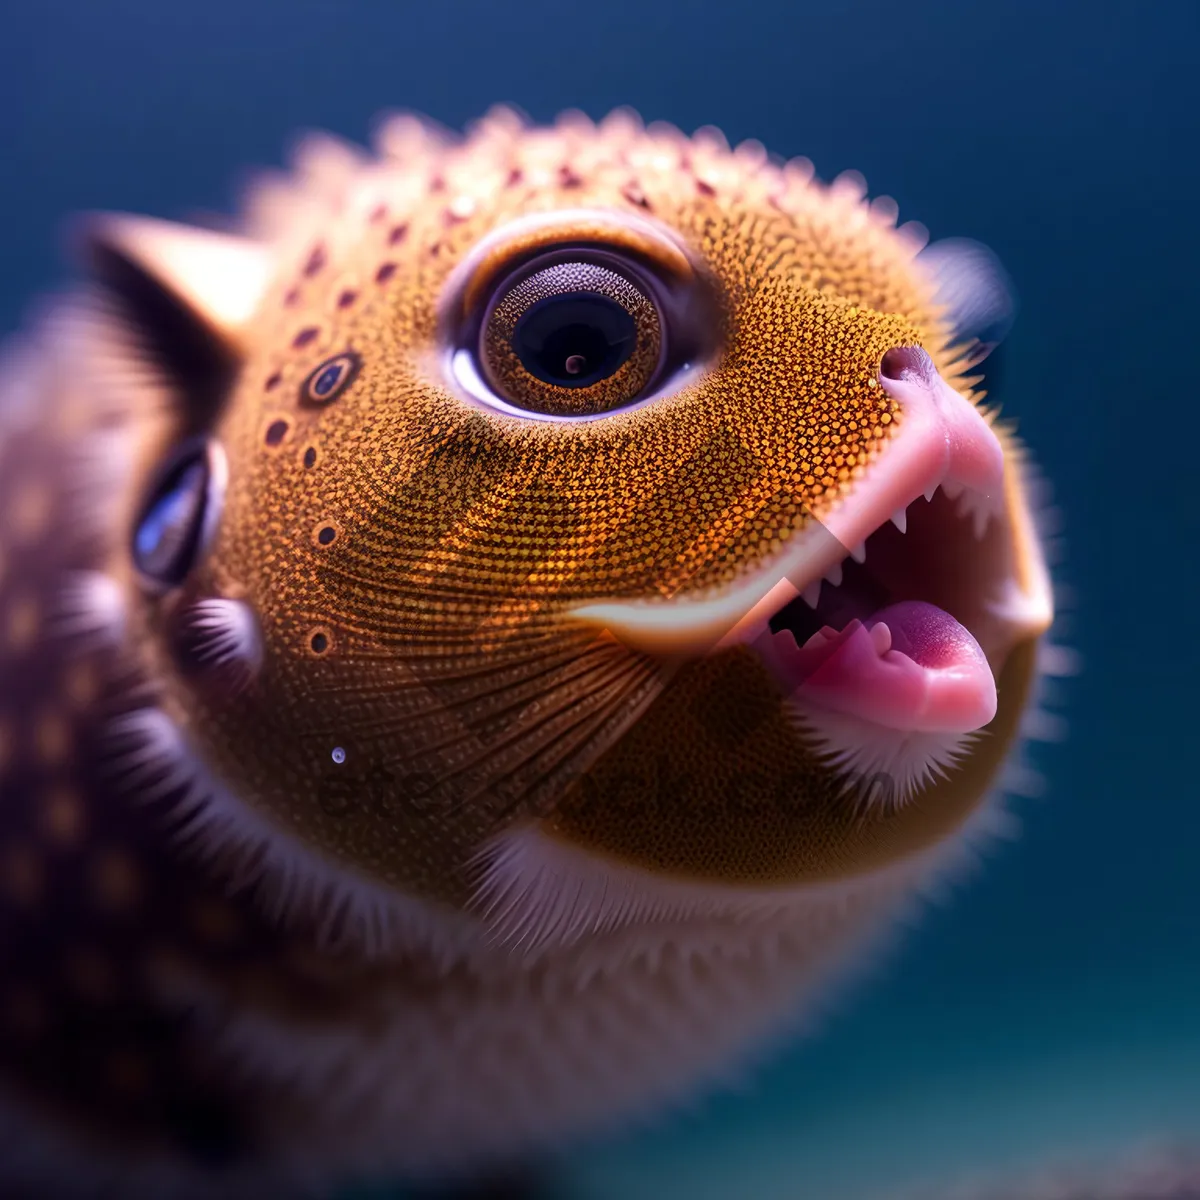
923, 484, 938, 502
849, 542, 867, 564
824, 561, 844, 587
801, 580, 823, 608
869, 621, 892, 655
890, 508, 907, 534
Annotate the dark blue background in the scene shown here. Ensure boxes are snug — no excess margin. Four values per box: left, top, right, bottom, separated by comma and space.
2, 1, 1197, 1194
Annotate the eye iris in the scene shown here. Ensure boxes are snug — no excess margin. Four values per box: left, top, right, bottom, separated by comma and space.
512, 293, 638, 389
482, 260, 662, 417
133, 451, 211, 587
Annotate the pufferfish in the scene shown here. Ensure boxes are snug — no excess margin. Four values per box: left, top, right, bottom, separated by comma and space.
0, 106, 1067, 1198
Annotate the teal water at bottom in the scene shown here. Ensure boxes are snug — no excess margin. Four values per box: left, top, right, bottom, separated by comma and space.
557, 963, 1200, 1197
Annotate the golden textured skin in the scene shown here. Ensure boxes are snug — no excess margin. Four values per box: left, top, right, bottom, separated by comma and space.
126, 108, 1013, 908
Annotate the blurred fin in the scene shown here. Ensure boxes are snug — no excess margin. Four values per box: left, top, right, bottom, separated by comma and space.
919, 236, 1017, 365
70, 214, 271, 427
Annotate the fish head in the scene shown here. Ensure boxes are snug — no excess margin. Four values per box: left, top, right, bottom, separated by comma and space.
85, 109, 1054, 937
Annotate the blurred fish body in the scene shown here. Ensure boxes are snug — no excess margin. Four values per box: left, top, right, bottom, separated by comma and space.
0, 107, 1062, 1197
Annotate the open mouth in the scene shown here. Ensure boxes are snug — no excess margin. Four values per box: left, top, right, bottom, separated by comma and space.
568, 345, 1053, 795
734, 343, 1052, 799
753, 476, 1005, 738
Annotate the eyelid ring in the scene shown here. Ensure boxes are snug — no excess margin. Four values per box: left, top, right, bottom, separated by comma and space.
436, 208, 698, 339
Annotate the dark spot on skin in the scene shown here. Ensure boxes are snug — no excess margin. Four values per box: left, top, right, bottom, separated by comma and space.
284, 286, 301, 307
303, 244, 326, 277
337, 289, 358, 309
622, 183, 651, 210
375, 262, 397, 284
300, 352, 362, 406
292, 327, 320, 349
560, 166, 583, 188
507, 168, 523, 187
264, 420, 289, 447
696, 178, 717, 197
430, 175, 446, 193
387, 223, 408, 246
316, 525, 336, 546
264, 371, 282, 392
310, 631, 329, 654
370, 203, 388, 224
303, 447, 317, 468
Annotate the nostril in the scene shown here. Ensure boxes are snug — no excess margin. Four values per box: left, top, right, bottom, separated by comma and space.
879, 345, 934, 384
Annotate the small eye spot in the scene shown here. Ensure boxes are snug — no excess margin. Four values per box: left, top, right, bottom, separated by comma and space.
388, 223, 409, 246
331, 746, 346, 765
303, 244, 326, 277
303, 447, 318, 469
309, 628, 331, 655
301, 351, 362, 406
264, 419, 289, 447
264, 371, 283, 392
375, 262, 397, 284
314, 523, 338, 547
293, 326, 320, 349
337, 288, 358, 309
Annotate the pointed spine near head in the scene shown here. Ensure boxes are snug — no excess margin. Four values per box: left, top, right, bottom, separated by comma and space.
916, 237, 1017, 368
68, 214, 272, 432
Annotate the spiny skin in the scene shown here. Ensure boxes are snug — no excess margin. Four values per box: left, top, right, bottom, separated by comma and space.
0, 108, 1059, 1197
193, 112, 928, 905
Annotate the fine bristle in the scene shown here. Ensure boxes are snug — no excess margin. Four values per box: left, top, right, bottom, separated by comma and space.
789, 701, 979, 811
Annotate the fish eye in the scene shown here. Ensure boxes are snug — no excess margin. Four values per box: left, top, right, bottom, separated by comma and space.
132, 438, 226, 591
479, 255, 663, 417
449, 243, 716, 421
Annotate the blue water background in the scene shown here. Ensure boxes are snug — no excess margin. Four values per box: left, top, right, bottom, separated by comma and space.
1, 1, 1197, 1194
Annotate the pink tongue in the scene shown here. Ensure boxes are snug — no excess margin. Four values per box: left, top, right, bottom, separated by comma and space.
785, 600, 997, 733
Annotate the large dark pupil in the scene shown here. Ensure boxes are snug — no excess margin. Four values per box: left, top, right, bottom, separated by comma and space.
512, 292, 637, 388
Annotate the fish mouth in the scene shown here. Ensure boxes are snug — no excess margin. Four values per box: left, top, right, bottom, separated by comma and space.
570, 345, 1053, 748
